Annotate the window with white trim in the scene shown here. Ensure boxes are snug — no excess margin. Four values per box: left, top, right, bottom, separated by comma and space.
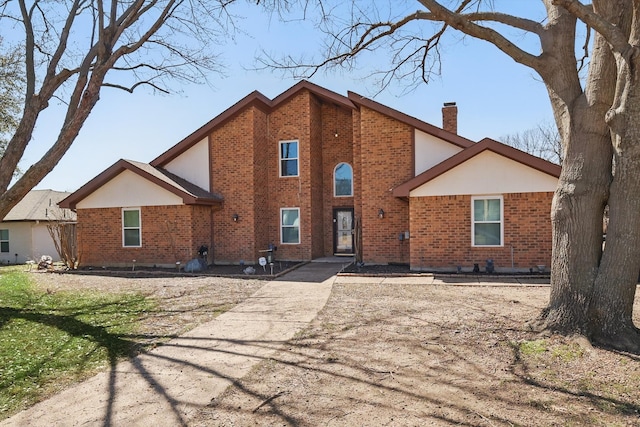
472, 196, 503, 246
280, 208, 300, 244
334, 162, 353, 197
0, 229, 8, 253
279, 140, 299, 177
122, 208, 141, 247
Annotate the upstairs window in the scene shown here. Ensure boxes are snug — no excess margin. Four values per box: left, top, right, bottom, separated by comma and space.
472, 196, 503, 246
122, 208, 141, 247
0, 229, 8, 253
279, 140, 299, 177
334, 163, 353, 197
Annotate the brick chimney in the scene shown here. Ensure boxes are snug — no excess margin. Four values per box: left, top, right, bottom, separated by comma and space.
442, 102, 458, 134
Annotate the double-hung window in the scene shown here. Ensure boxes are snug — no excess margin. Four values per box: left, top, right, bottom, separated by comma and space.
122, 208, 141, 247
0, 229, 8, 253
280, 208, 300, 244
472, 196, 503, 246
279, 140, 299, 177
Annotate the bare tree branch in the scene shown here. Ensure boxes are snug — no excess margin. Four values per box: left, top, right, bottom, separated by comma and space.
0, 0, 245, 219
417, 0, 544, 70
102, 80, 170, 93
457, 11, 544, 34
258, 1, 550, 94
552, 0, 631, 54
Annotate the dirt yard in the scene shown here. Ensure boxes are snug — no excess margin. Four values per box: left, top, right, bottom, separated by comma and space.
32, 272, 640, 426
32, 270, 266, 350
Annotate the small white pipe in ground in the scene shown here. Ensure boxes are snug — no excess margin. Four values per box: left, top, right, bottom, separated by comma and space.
510, 245, 514, 269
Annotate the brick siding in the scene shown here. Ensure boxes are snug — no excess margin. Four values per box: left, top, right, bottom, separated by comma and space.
77, 204, 212, 267
321, 102, 354, 256
357, 107, 413, 264
75, 86, 556, 270
210, 107, 262, 263
409, 192, 554, 271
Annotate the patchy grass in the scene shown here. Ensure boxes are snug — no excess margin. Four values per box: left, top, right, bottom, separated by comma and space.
516, 339, 548, 356
0, 267, 154, 418
512, 338, 585, 363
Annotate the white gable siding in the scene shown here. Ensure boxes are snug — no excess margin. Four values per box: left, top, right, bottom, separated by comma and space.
410, 151, 558, 197
414, 129, 464, 176
77, 170, 184, 209
164, 138, 210, 191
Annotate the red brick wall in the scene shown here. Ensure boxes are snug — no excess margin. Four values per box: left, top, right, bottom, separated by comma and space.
267, 90, 314, 261
203, 89, 356, 264
252, 107, 271, 258
352, 108, 363, 251
310, 96, 325, 258
210, 107, 260, 263
357, 107, 414, 264
190, 205, 214, 262
409, 192, 554, 271
77, 204, 211, 267
322, 103, 354, 256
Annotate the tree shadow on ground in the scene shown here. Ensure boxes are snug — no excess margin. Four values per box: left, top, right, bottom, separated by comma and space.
4, 279, 640, 426
193, 284, 640, 426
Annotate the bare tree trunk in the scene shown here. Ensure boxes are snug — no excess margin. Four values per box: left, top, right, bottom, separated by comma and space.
590, 155, 640, 351
587, 42, 640, 352
538, 98, 611, 335
535, 10, 617, 339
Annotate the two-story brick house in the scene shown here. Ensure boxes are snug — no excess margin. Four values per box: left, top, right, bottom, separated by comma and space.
60, 80, 560, 272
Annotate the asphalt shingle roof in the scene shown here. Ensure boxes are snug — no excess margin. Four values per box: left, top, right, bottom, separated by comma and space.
3, 190, 77, 222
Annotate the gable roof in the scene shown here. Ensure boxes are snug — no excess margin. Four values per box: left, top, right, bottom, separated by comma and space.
392, 138, 561, 197
347, 91, 475, 149
3, 189, 76, 222
150, 80, 474, 168
151, 80, 357, 167
59, 159, 223, 210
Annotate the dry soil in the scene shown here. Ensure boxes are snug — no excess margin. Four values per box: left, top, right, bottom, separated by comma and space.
29, 272, 640, 426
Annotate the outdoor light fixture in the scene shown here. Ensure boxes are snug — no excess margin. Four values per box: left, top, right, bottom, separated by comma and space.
378, 208, 385, 219
232, 213, 239, 222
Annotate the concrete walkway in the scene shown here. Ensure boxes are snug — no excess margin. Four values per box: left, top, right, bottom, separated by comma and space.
2, 262, 342, 427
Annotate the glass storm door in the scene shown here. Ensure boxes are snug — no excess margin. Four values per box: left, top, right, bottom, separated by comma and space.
334, 208, 354, 255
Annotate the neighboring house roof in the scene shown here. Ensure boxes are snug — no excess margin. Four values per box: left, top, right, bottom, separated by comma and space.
59, 159, 223, 210
3, 189, 76, 222
150, 79, 474, 168
392, 138, 562, 197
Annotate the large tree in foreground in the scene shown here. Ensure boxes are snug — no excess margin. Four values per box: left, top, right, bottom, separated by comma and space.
0, 37, 24, 165
0, 0, 244, 220
268, 0, 640, 352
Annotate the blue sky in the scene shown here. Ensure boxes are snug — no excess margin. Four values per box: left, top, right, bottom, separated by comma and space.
25, 1, 554, 192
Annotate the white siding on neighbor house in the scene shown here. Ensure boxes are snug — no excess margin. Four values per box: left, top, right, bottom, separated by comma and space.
164, 138, 210, 191
0, 222, 68, 264
76, 170, 184, 209
31, 223, 60, 261
410, 151, 559, 197
414, 129, 464, 176
0, 222, 33, 264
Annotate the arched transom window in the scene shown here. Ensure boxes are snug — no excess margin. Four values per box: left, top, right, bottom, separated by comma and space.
334, 163, 353, 197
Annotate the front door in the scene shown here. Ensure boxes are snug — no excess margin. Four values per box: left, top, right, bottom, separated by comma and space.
333, 208, 354, 255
